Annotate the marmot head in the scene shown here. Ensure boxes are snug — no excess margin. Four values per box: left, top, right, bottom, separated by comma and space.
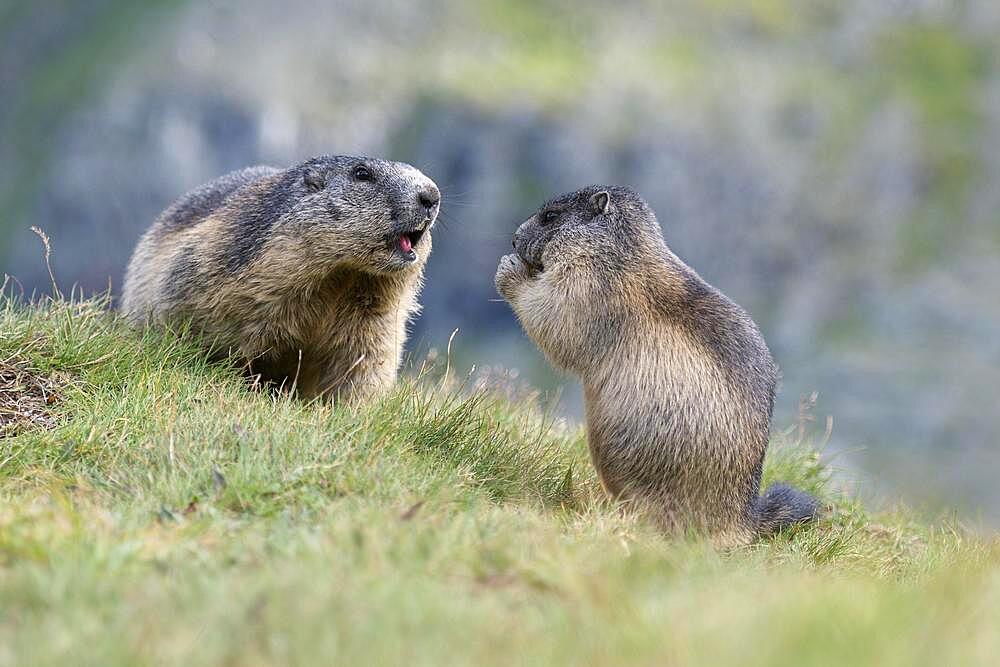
495, 186, 670, 373
272, 155, 440, 274
497, 185, 662, 294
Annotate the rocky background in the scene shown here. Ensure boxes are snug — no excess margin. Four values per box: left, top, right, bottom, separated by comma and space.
3, 0, 999, 522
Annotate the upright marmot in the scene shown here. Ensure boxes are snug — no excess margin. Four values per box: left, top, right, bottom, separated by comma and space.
495, 185, 817, 544
122, 155, 440, 402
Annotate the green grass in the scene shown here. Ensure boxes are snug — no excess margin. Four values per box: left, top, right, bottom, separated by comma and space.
1, 295, 998, 666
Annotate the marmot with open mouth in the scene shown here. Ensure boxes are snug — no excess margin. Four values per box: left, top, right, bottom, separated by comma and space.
122, 155, 440, 402
496, 185, 817, 545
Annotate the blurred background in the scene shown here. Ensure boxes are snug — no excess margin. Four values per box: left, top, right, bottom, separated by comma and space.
2, 0, 998, 523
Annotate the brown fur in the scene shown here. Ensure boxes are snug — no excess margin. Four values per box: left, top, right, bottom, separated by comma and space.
122, 156, 440, 402
496, 186, 816, 545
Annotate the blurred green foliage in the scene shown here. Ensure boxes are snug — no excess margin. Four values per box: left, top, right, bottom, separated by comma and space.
878, 25, 989, 266
1, 1, 186, 232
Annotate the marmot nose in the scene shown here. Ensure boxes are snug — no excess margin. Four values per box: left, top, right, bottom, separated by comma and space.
418, 188, 440, 211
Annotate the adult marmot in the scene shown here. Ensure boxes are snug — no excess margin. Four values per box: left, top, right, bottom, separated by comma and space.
122, 155, 440, 402
495, 185, 817, 544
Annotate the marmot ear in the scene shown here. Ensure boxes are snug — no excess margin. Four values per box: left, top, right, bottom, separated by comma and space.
304, 169, 326, 192
590, 190, 611, 215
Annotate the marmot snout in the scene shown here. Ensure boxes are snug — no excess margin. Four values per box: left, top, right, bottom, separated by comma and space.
122, 155, 440, 401
496, 185, 817, 544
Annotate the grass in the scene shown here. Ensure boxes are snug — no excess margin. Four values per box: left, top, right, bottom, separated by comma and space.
0, 295, 998, 666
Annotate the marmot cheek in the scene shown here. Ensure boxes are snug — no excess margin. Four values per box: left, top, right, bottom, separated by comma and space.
529, 239, 547, 271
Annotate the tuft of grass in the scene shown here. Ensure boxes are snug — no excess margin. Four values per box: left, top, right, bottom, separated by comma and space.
1, 295, 998, 666
0, 353, 63, 438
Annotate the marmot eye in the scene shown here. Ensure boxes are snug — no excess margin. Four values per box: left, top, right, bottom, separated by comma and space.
353, 166, 373, 182
541, 210, 559, 225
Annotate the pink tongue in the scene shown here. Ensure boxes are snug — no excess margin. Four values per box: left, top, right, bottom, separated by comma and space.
399, 235, 412, 253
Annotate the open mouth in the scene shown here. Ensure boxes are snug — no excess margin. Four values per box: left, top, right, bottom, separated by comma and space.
393, 219, 430, 261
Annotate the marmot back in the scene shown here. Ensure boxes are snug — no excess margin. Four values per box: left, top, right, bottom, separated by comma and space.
496, 185, 817, 545
122, 155, 441, 402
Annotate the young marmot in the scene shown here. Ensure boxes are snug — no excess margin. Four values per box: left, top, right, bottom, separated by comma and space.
495, 186, 817, 544
122, 155, 440, 402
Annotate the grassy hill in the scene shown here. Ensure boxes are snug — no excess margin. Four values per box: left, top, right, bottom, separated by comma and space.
1, 294, 998, 666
